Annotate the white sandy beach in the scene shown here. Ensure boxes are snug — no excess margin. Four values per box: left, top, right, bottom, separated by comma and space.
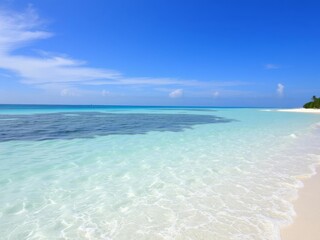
276, 108, 320, 114
281, 168, 320, 240
277, 108, 320, 239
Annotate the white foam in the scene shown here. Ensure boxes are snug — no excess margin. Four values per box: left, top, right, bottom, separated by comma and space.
290, 133, 297, 139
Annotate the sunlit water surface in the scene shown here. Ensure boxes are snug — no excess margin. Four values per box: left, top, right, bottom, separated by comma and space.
0, 105, 320, 240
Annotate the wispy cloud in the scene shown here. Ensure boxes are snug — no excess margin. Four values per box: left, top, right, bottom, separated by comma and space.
169, 89, 183, 98
264, 64, 280, 70
277, 83, 284, 96
60, 88, 81, 97
0, 7, 207, 90
0, 7, 120, 88
101, 89, 110, 97
0, 7, 251, 98
82, 77, 200, 86
212, 91, 220, 97
0, 6, 52, 52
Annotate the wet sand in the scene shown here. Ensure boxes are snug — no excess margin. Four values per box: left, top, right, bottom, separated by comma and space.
281, 169, 320, 240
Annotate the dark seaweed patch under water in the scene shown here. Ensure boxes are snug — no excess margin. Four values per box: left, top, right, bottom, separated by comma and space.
158, 108, 217, 112
0, 112, 234, 142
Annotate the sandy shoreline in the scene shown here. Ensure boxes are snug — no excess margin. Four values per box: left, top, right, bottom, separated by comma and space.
278, 108, 320, 239
276, 108, 320, 114
280, 167, 320, 240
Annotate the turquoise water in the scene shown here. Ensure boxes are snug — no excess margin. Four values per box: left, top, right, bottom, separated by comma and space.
0, 106, 320, 240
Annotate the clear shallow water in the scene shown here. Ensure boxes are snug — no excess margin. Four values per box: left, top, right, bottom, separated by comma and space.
0, 106, 320, 240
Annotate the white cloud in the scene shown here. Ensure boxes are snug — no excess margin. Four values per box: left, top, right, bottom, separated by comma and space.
169, 89, 183, 98
212, 91, 220, 97
265, 64, 280, 70
0, 7, 219, 91
60, 88, 81, 97
0, 7, 252, 98
277, 83, 284, 96
101, 90, 110, 96
0, 8, 120, 87
1, 55, 120, 85
0, 6, 52, 53
81, 77, 200, 86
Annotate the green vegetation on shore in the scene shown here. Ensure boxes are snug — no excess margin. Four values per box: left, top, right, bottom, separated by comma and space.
303, 96, 320, 108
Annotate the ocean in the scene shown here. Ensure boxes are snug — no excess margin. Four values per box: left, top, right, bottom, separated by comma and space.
0, 105, 319, 240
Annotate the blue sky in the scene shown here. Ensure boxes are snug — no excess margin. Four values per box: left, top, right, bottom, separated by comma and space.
0, 0, 319, 106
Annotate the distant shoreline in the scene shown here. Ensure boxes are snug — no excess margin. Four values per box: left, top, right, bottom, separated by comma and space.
276, 108, 320, 114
